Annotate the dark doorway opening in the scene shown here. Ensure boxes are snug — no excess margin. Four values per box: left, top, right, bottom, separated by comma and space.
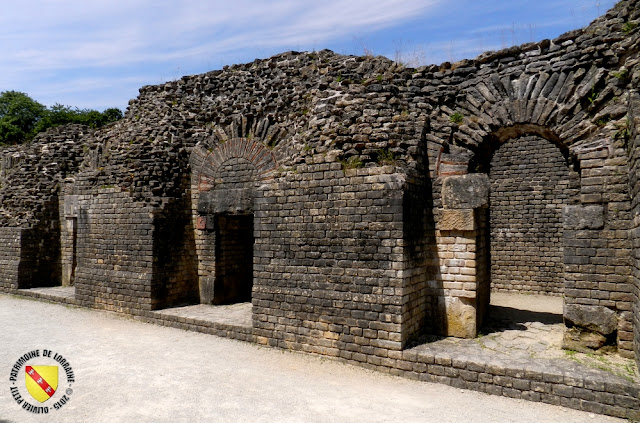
214, 214, 254, 305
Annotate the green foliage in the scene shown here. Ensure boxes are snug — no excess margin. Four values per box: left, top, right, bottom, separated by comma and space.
34, 104, 122, 133
0, 90, 123, 144
449, 112, 463, 124
611, 69, 628, 81
376, 148, 396, 165
0, 91, 45, 144
339, 156, 363, 170
615, 117, 631, 141
587, 86, 599, 105
622, 21, 637, 34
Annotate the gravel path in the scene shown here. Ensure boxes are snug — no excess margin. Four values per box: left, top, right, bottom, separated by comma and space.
0, 294, 624, 423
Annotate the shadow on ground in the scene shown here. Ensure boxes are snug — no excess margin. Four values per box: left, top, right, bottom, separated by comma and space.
481, 305, 564, 334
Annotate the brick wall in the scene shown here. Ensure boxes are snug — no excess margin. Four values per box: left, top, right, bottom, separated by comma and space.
252, 162, 412, 356
74, 189, 156, 312
74, 189, 198, 313
489, 135, 575, 294
5, 199, 63, 290
563, 136, 634, 356
629, 90, 640, 367
0, 227, 24, 290
151, 196, 199, 309
402, 172, 435, 344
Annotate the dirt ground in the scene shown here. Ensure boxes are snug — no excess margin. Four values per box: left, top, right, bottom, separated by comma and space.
0, 293, 625, 423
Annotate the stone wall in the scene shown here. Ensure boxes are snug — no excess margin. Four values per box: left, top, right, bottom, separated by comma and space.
413, 0, 640, 356
0, 0, 638, 369
73, 190, 156, 312
73, 189, 198, 313
0, 227, 25, 290
629, 90, 640, 368
252, 162, 411, 354
489, 134, 575, 294
0, 225, 61, 290
151, 196, 199, 310
0, 124, 93, 290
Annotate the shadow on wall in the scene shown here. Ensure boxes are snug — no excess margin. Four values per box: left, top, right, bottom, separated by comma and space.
403, 165, 445, 343
151, 196, 199, 310
18, 195, 62, 289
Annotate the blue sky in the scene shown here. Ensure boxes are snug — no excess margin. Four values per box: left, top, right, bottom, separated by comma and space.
1, 0, 616, 112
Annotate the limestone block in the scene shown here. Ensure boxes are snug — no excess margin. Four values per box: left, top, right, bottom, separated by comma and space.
198, 187, 253, 215
441, 174, 489, 209
437, 209, 476, 231
562, 327, 607, 352
196, 216, 214, 230
199, 276, 215, 305
563, 205, 604, 230
63, 195, 79, 218
440, 296, 477, 338
564, 304, 617, 335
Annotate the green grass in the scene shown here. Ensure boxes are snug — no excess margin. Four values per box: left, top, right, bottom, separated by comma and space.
376, 148, 396, 166
339, 156, 363, 170
449, 112, 463, 124
622, 21, 637, 34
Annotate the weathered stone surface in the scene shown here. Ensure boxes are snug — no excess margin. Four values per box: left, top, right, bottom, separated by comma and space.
63, 195, 79, 218
439, 297, 477, 338
441, 174, 490, 209
563, 205, 604, 230
198, 188, 254, 214
0, 0, 638, 395
437, 209, 476, 231
564, 304, 618, 335
563, 327, 608, 352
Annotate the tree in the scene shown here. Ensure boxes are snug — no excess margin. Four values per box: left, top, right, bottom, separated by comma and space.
33, 104, 124, 134
0, 91, 45, 144
0, 90, 124, 144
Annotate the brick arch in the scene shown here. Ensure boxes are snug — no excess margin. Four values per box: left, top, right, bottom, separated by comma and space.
436, 124, 577, 177
191, 137, 277, 193
432, 67, 610, 177
467, 124, 578, 173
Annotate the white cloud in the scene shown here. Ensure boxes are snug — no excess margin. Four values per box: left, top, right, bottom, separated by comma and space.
0, 1, 438, 73
0, 0, 617, 109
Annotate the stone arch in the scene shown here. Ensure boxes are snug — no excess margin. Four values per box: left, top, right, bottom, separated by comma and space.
189, 137, 278, 305
467, 124, 577, 173
428, 66, 635, 353
431, 67, 615, 177
193, 137, 278, 193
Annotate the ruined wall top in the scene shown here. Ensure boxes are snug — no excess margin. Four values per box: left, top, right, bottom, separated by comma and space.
0, 0, 638, 225
0, 124, 94, 226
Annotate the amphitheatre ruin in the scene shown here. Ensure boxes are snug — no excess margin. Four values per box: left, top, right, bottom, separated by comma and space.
1, 0, 640, 419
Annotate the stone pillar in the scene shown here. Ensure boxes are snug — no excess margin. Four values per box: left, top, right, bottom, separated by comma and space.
61, 195, 79, 286
435, 174, 490, 338
561, 205, 618, 352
